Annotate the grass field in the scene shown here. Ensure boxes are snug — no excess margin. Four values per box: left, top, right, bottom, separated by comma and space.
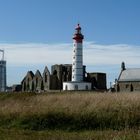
0, 129, 139, 140
0, 92, 139, 139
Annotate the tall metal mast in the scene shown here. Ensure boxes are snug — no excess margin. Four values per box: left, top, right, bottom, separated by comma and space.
0, 50, 4, 60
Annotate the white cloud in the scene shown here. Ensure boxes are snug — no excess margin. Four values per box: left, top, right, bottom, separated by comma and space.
1, 43, 72, 66
84, 42, 140, 66
1, 42, 140, 66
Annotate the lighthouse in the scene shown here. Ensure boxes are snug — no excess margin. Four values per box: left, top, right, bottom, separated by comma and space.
63, 24, 91, 90
72, 24, 83, 82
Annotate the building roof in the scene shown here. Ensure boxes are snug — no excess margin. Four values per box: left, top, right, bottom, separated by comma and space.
27, 71, 34, 79
118, 68, 140, 82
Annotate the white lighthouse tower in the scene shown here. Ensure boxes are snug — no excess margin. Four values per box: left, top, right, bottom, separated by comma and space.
63, 24, 91, 90
72, 24, 83, 82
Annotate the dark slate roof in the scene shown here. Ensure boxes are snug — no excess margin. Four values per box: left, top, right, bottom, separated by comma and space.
118, 68, 140, 82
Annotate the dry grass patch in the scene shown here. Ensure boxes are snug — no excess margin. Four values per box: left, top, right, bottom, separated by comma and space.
0, 92, 139, 130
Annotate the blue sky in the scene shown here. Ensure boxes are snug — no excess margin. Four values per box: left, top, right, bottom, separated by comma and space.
0, 0, 140, 87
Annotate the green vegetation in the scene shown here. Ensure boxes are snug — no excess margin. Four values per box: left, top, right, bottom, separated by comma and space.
0, 92, 139, 139
0, 129, 139, 140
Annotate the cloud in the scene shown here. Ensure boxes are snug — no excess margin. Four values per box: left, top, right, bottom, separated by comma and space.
84, 42, 140, 66
1, 43, 72, 66
1, 42, 140, 87
1, 42, 140, 66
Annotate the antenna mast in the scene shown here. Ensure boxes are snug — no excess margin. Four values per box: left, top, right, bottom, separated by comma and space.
0, 50, 4, 60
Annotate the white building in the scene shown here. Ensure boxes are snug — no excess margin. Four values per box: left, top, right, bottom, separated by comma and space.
0, 50, 6, 92
63, 24, 91, 90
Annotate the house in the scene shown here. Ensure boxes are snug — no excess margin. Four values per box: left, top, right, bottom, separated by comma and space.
115, 62, 140, 92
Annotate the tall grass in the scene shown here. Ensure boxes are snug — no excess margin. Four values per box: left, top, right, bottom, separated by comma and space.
0, 92, 139, 131
0, 129, 139, 140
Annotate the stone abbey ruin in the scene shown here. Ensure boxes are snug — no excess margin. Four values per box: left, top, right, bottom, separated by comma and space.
21, 64, 107, 92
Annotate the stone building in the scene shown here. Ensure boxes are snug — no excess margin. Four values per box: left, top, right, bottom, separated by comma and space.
12, 84, 22, 92
115, 62, 140, 92
43, 66, 51, 91
21, 71, 34, 92
86, 72, 107, 90
51, 64, 72, 89
21, 64, 107, 92
33, 70, 44, 92
21, 64, 72, 92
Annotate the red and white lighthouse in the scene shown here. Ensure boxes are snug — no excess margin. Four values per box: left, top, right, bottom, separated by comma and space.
63, 24, 91, 90
72, 24, 84, 82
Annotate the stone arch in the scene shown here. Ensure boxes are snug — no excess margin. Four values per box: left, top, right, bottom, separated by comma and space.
130, 84, 133, 92
32, 82, 34, 91
41, 80, 44, 90
45, 74, 47, 82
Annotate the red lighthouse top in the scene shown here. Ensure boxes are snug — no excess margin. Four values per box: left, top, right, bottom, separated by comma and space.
73, 24, 84, 43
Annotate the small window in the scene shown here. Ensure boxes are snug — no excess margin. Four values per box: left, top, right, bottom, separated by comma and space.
65, 85, 68, 90
75, 85, 78, 90
85, 85, 88, 90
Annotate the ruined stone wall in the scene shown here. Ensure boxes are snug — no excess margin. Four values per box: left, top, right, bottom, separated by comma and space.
50, 75, 60, 90
21, 65, 107, 92
51, 64, 72, 89
21, 71, 34, 92
87, 73, 107, 90
43, 67, 51, 91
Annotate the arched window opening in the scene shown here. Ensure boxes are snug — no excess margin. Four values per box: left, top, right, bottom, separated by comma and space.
45, 74, 47, 82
